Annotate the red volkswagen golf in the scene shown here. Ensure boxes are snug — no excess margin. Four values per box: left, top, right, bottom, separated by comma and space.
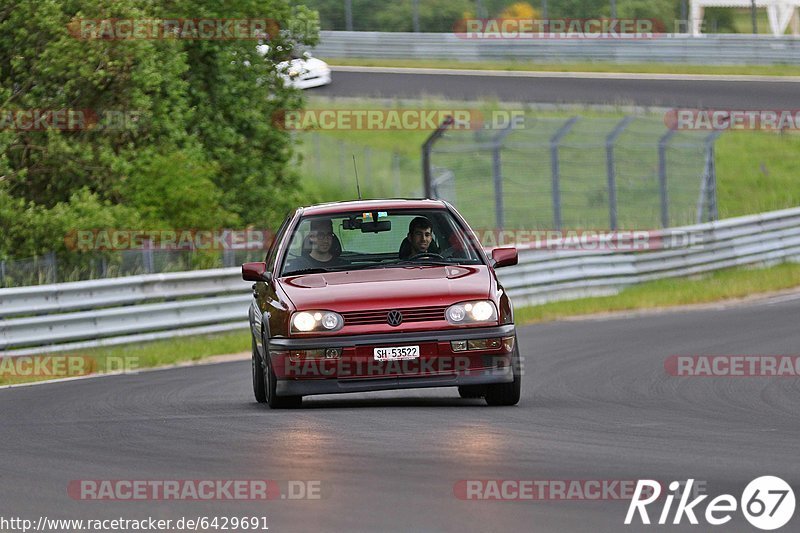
243, 199, 521, 408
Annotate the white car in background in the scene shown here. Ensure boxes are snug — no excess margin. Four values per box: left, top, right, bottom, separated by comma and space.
256, 45, 331, 90
277, 55, 331, 89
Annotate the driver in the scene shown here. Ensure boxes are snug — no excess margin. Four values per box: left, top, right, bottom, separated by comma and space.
400, 216, 439, 259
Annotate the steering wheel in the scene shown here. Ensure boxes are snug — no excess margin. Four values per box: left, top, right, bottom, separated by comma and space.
406, 252, 445, 261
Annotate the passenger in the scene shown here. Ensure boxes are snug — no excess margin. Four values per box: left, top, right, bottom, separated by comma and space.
285, 219, 347, 273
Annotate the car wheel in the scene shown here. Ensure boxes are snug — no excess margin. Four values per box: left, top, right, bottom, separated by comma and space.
458, 385, 485, 399
264, 344, 302, 409
484, 336, 522, 406
252, 336, 267, 403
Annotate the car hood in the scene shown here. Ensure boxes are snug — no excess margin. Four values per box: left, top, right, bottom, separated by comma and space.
278, 265, 490, 312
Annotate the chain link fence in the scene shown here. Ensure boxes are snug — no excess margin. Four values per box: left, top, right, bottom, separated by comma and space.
296, 132, 423, 200
425, 115, 720, 231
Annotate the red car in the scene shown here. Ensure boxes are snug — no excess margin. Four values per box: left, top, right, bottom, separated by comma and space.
242, 199, 521, 408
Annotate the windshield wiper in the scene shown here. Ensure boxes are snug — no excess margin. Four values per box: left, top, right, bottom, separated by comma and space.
282, 267, 331, 276
387, 259, 454, 267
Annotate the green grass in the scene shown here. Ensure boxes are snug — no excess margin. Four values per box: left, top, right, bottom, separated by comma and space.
0, 329, 250, 386
716, 131, 800, 218
516, 261, 800, 324
329, 58, 800, 77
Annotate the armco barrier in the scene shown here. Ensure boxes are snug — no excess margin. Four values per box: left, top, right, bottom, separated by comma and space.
2, 206, 800, 356
315, 31, 800, 65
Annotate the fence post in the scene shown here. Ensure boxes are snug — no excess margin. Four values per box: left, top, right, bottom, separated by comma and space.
606, 116, 634, 231
550, 117, 579, 231
338, 140, 345, 184
491, 123, 516, 231
45, 251, 57, 284
314, 132, 321, 177
422, 116, 454, 199
0, 259, 5, 288
706, 131, 721, 222
142, 239, 154, 274
344, 0, 353, 31
392, 152, 401, 197
658, 129, 677, 228
364, 147, 372, 188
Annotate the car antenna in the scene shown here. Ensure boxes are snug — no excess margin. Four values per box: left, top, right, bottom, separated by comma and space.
352, 154, 362, 200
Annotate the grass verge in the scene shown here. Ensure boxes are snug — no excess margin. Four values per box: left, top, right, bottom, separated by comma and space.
328, 58, 800, 77
0, 329, 250, 387
515, 261, 800, 324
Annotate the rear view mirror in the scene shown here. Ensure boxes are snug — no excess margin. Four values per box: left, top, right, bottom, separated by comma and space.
361, 221, 391, 233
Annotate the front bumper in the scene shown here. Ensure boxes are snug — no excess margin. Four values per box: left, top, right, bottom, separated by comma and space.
268, 324, 516, 397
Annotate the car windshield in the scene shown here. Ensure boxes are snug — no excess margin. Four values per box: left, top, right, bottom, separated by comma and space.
279, 209, 484, 277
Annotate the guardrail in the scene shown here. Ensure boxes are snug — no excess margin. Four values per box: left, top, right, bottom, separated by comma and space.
316, 31, 800, 65
3, 206, 800, 356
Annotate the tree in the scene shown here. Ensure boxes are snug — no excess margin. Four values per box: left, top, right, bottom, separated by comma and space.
0, 0, 319, 262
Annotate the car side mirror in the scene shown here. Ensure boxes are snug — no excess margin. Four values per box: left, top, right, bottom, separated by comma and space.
242, 262, 272, 282
491, 247, 518, 269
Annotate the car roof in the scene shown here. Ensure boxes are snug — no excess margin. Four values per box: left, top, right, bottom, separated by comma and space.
299, 199, 448, 217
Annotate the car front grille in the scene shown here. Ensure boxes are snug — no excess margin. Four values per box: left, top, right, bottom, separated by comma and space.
342, 306, 447, 326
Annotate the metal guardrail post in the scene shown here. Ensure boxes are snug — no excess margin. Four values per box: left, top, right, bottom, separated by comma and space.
606, 116, 634, 231
491, 123, 516, 231
422, 116, 455, 199
658, 129, 677, 228
550, 117, 579, 231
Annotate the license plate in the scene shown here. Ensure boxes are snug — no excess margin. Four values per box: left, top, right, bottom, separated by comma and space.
373, 345, 420, 361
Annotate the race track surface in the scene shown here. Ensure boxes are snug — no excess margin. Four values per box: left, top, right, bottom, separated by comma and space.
2, 295, 799, 532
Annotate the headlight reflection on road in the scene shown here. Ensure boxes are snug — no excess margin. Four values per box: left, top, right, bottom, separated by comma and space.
448, 426, 502, 460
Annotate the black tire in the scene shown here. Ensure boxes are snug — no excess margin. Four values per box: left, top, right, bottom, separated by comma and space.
264, 342, 302, 409
458, 385, 485, 399
252, 336, 267, 403
484, 337, 522, 406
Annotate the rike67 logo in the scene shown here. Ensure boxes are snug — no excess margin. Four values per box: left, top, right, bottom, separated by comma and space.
625, 477, 795, 530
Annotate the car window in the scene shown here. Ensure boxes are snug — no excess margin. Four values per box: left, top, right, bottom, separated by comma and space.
266, 213, 293, 271
278, 209, 483, 276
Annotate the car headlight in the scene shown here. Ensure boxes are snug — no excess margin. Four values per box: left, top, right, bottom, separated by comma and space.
445, 300, 498, 325
291, 311, 344, 333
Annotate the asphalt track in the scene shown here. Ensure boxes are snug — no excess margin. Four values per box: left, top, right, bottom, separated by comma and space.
2, 294, 799, 532
317, 67, 800, 109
